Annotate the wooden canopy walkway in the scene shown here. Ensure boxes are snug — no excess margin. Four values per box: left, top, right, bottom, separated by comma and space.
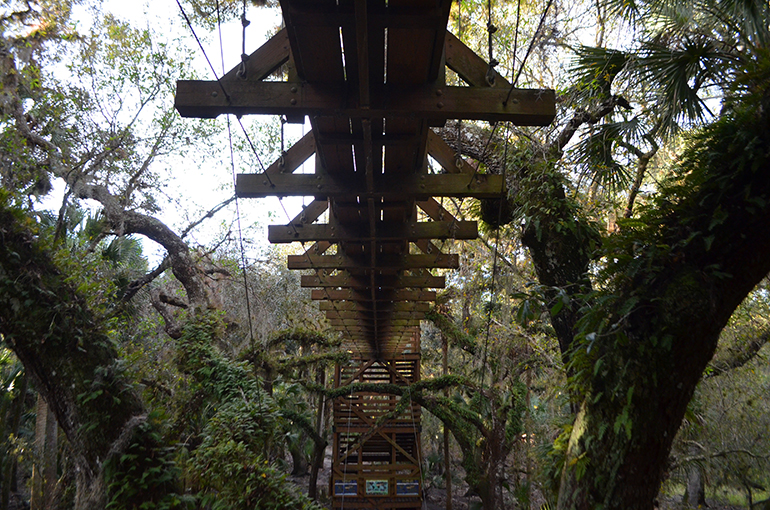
175, 1, 554, 508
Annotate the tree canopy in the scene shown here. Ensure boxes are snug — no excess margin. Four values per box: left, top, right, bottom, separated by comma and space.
1, 1, 769, 509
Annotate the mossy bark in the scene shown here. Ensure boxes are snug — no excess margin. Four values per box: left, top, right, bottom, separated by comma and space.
556, 98, 770, 509
0, 198, 155, 509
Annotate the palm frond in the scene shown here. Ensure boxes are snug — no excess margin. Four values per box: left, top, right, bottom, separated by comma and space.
570, 46, 631, 101
570, 120, 636, 194
635, 37, 734, 134
101, 235, 146, 271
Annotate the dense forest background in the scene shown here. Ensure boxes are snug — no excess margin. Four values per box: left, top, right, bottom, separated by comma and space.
1, 0, 769, 509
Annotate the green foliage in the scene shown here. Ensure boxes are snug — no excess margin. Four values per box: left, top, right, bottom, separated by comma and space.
172, 314, 323, 509
104, 413, 192, 510
191, 446, 319, 510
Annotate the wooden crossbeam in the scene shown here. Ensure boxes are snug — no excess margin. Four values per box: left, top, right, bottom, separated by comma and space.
416, 198, 460, 222
302, 273, 445, 288
318, 302, 431, 312
264, 131, 316, 176
329, 319, 421, 327
325, 311, 427, 320
288, 253, 459, 270
427, 130, 477, 174
221, 28, 291, 82
269, 220, 476, 243
237, 172, 503, 199
312, 289, 436, 301
445, 30, 511, 88
175, 81, 555, 125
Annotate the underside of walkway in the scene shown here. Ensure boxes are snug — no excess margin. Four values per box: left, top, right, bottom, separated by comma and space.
176, 1, 554, 507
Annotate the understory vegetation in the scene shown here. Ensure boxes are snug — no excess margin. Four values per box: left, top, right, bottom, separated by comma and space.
1, 1, 770, 510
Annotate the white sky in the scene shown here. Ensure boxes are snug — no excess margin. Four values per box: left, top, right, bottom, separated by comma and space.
46, 1, 312, 266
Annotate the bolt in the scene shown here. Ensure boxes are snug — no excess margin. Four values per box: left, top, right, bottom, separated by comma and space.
436, 89, 443, 96
436, 102, 444, 109
290, 86, 298, 93
211, 91, 218, 97
290, 98, 297, 105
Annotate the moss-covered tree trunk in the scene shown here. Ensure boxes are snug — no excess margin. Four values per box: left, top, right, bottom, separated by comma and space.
0, 198, 152, 509
556, 97, 770, 509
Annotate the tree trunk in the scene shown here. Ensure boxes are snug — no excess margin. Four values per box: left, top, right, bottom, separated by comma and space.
308, 367, 326, 500
31, 394, 47, 510
1, 373, 27, 510
683, 443, 706, 509
556, 103, 770, 510
443, 334, 453, 510
289, 437, 309, 476
44, 401, 58, 507
0, 200, 156, 510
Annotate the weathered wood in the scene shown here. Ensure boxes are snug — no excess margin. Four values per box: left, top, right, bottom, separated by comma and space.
427, 130, 477, 174
287, 253, 459, 270
288, 199, 328, 226
175, 80, 556, 125
318, 301, 431, 312
325, 310, 428, 320
269, 220, 476, 243
416, 198, 460, 222
264, 131, 315, 176
445, 30, 510, 88
311, 289, 436, 301
302, 273, 445, 288
237, 172, 504, 199
221, 28, 291, 82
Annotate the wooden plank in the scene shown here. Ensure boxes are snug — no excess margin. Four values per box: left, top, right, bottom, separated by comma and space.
280, 0, 344, 83
237, 172, 504, 199
175, 80, 556, 124
312, 289, 436, 301
427, 130, 476, 174
221, 28, 291, 82
325, 310, 428, 320
444, 30, 511, 88
329, 319, 421, 327
318, 301, 431, 312
264, 131, 315, 176
289, 199, 328, 226
287, 253, 459, 269
269, 220, 476, 243
302, 273, 445, 288
416, 198, 459, 222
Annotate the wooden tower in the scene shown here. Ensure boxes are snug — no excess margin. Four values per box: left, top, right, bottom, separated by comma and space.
175, 1, 554, 508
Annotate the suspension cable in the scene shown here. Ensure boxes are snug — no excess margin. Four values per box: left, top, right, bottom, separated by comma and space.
215, 0, 256, 354
506, 0, 555, 103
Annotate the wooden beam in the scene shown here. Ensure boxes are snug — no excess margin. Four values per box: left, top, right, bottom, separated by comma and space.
289, 199, 328, 226
325, 310, 427, 320
444, 30, 510, 88
237, 172, 504, 199
287, 253, 459, 270
264, 131, 315, 176
311, 289, 436, 301
329, 319, 421, 327
175, 80, 555, 125
302, 273, 445, 288
269, 220, 476, 243
221, 28, 291, 82
416, 198, 461, 222
318, 302, 431, 312
427, 130, 477, 174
